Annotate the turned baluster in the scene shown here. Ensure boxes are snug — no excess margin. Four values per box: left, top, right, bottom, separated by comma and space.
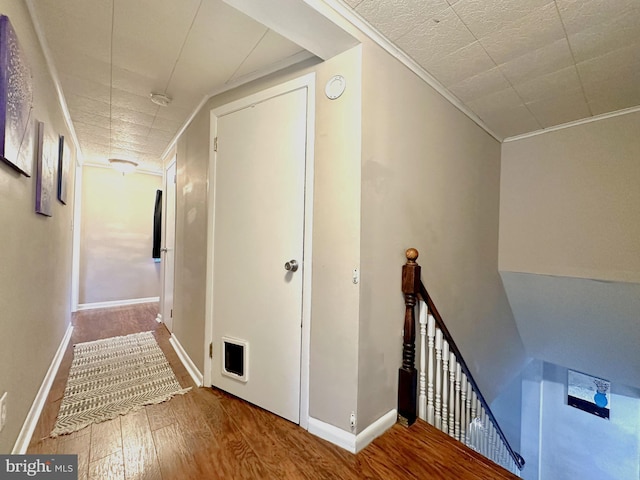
448, 352, 456, 437
426, 312, 435, 424
418, 300, 427, 421
454, 363, 461, 441
441, 340, 449, 434
434, 328, 443, 430
460, 372, 467, 445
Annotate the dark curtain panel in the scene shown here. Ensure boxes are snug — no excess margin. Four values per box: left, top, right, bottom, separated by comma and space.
152, 189, 162, 259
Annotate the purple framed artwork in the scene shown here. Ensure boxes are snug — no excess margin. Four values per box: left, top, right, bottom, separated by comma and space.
35, 121, 55, 216
57, 135, 70, 204
0, 15, 34, 176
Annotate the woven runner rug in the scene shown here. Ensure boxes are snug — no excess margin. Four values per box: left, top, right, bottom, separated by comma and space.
51, 331, 191, 437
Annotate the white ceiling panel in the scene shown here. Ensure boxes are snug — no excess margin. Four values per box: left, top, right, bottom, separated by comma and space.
568, 12, 640, 63
448, 67, 512, 104
227, 30, 308, 83
30, 0, 317, 172
478, 3, 565, 65
49, 50, 111, 85
422, 41, 496, 85
65, 94, 110, 118
555, 0, 637, 35
111, 89, 159, 117
355, 0, 449, 42
342, 0, 640, 139
512, 66, 584, 104
451, 0, 550, 39
70, 111, 110, 130
395, 6, 476, 66
467, 86, 526, 116
111, 0, 201, 88
110, 106, 156, 129
31, 0, 112, 63
526, 90, 591, 127
474, 104, 541, 138
576, 43, 640, 86
58, 76, 111, 106
497, 38, 574, 86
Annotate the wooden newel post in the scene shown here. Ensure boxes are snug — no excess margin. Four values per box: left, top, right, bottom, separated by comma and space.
398, 248, 420, 426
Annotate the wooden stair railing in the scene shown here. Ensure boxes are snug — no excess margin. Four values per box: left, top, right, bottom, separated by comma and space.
398, 248, 525, 474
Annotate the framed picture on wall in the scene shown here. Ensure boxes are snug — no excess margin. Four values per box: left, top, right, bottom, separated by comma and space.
0, 15, 34, 176
35, 121, 55, 216
57, 135, 70, 204
568, 369, 610, 419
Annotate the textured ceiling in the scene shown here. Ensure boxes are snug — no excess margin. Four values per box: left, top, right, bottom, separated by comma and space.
28, 0, 640, 165
29, 0, 313, 172
342, 0, 640, 139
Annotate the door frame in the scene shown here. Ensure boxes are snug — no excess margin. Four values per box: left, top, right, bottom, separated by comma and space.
159, 156, 177, 327
203, 73, 315, 429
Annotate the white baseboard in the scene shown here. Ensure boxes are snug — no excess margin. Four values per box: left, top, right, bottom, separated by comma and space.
13, 324, 74, 454
355, 409, 397, 452
308, 409, 396, 453
76, 296, 160, 311
169, 334, 204, 387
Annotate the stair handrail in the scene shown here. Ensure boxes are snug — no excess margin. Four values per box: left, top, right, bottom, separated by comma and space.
398, 248, 524, 470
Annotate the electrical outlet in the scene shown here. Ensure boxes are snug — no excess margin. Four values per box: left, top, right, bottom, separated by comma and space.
349, 412, 356, 430
0, 392, 7, 432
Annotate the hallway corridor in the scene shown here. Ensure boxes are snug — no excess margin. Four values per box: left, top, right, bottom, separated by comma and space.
26, 304, 517, 479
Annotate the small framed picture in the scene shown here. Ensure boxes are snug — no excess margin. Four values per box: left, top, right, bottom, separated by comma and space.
568, 369, 610, 419
57, 135, 70, 204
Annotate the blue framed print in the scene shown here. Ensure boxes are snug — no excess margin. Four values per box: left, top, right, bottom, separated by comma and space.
568, 369, 610, 419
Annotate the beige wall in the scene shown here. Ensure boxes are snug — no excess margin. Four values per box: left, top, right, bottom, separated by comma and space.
173, 38, 529, 435
357, 39, 528, 430
172, 50, 363, 432
0, 1, 76, 452
172, 102, 209, 372
79, 166, 161, 304
500, 112, 640, 389
500, 111, 640, 283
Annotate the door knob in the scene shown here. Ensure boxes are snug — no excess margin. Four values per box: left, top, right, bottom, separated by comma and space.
161, 247, 168, 253
284, 259, 299, 272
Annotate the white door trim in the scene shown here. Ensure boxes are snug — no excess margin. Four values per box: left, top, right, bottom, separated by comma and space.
159, 157, 177, 326
204, 73, 315, 429
70, 162, 82, 312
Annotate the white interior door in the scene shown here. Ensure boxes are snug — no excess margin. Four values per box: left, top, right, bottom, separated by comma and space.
211, 86, 308, 424
162, 161, 176, 332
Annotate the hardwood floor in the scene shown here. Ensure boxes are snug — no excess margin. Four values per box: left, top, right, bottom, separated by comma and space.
27, 304, 518, 479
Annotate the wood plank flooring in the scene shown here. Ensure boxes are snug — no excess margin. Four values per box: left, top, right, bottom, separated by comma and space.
27, 304, 518, 479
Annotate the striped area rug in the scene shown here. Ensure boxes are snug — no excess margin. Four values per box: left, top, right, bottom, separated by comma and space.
51, 331, 191, 437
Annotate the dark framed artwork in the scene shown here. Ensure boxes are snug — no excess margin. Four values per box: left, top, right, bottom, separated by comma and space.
152, 189, 162, 259
57, 135, 70, 204
0, 15, 34, 176
568, 369, 610, 419
35, 121, 55, 216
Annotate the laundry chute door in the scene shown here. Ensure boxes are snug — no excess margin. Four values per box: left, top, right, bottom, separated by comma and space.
211, 86, 308, 424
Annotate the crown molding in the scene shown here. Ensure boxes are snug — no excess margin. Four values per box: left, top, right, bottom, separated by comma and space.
503, 106, 640, 143
307, 0, 503, 142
